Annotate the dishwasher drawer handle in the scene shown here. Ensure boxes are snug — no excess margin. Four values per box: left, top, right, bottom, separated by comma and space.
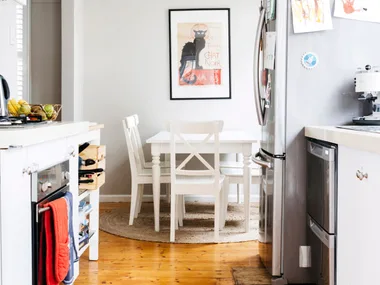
356, 170, 368, 180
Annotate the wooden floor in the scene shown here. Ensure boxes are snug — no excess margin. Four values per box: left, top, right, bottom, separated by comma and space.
75, 203, 261, 285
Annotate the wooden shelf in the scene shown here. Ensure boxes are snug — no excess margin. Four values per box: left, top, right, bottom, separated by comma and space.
79, 172, 105, 190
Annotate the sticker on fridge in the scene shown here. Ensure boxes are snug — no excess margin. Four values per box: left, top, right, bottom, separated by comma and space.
291, 0, 333, 33
334, 0, 380, 23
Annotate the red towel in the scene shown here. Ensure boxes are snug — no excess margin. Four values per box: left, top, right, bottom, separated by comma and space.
39, 197, 70, 285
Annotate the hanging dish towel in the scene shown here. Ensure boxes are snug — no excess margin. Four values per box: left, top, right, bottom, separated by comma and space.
41, 197, 70, 285
63, 191, 78, 284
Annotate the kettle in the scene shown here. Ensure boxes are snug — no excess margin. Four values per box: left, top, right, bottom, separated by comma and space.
0, 75, 10, 117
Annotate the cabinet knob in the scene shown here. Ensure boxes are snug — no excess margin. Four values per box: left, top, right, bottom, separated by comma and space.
22, 163, 39, 176
356, 170, 368, 180
68, 146, 76, 157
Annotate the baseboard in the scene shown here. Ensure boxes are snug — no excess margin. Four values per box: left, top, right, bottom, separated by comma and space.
100, 194, 260, 203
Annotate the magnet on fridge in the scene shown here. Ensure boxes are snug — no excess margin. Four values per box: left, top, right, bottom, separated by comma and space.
301, 52, 319, 70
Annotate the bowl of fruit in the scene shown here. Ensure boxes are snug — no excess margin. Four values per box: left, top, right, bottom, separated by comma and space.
8, 99, 61, 121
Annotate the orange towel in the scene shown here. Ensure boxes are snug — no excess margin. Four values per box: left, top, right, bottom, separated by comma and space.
40, 197, 69, 285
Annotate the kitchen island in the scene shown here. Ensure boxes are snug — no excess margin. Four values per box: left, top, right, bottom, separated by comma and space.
0, 122, 103, 285
305, 126, 380, 285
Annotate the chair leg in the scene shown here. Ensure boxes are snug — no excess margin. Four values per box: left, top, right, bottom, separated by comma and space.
182, 195, 186, 214
166, 183, 171, 204
178, 195, 184, 227
214, 193, 220, 241
220, 184, 225, 229
129, 183, 138, 225
137, 185, 144, 215
175, 196, 179, 230
170, 191, 176, 242
237, 184, 241, 204
221, 178, 229, 229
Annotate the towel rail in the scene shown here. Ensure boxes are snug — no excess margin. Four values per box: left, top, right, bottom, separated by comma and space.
38, 207, 50, 214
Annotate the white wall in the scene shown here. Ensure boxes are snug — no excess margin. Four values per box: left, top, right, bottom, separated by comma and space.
0, 1, 18, 97
82, 0, 261, 196
62, 0, 84, 121
31, 0, 61, 105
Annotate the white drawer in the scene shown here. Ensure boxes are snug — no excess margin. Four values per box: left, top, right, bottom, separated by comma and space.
26, 138, 70, 170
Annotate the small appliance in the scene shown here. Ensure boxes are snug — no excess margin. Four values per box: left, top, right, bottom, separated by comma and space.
352, 65, 380, 125
0, 74, 10, 118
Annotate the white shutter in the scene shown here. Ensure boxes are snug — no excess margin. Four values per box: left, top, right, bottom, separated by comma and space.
16, 4, 24, 98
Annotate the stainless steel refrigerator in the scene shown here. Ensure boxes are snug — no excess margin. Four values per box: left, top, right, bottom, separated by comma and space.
252, 0, 380, 284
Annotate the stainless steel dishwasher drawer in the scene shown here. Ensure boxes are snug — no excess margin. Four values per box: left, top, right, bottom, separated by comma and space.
306, 139, 337, 235
306, 138, 337, 285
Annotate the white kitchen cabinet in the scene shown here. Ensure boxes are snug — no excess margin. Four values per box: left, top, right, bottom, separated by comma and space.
0, 148, 32, 285
0, 123, 102, 285
337, 145, 380, 285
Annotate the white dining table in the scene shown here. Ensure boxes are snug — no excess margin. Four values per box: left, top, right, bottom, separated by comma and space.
146, 130, 259, 232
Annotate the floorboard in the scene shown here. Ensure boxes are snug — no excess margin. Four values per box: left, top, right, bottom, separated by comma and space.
75, 202, 261, 285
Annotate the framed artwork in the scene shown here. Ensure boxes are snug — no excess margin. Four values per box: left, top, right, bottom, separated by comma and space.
168, 8, 231, 100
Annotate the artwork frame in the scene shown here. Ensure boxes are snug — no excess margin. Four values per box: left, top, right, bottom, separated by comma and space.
168, 8, 231, 100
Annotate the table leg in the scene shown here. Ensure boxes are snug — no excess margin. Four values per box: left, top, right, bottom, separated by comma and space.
152, 151, 161, 232
243, 145, 252, 233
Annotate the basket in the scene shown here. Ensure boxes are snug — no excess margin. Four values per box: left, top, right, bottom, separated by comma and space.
29, 104, 62, 121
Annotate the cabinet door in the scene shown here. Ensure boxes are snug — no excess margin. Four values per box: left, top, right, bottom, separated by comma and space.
0, 148, 32, 285
337, 146, 380, 285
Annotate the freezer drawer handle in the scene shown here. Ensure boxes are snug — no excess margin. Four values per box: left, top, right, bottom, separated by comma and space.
252, 152, 272, 169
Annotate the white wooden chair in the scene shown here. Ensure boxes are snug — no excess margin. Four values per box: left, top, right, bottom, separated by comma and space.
129, 114, 172, 202
220, 163, 261, 228
219, 143, 260, 204
169, 120, 226, 242
220, 154, 244, 203
131, 114, 170, 169
122, 116, 172, 226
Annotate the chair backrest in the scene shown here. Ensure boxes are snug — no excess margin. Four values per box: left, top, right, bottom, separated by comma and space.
169, 120, 223, 187
122, 116, 144, 178
131, 114, 148, 168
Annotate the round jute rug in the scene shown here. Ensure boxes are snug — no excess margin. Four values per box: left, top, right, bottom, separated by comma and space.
99, 201, 259, 243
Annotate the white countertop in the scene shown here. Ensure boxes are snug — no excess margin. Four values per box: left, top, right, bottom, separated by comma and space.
305, 126, 380, 154
0, 121, 91, 149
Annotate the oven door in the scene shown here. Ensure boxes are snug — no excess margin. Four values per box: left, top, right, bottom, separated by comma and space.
307, 215, 335, 285
32, 184, 69, 285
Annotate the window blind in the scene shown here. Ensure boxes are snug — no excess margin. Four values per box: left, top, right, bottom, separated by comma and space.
16, 4, 24, 98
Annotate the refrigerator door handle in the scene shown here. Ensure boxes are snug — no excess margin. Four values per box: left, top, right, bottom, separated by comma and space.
252, 152, 272, 169
253, 7, 266, 126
